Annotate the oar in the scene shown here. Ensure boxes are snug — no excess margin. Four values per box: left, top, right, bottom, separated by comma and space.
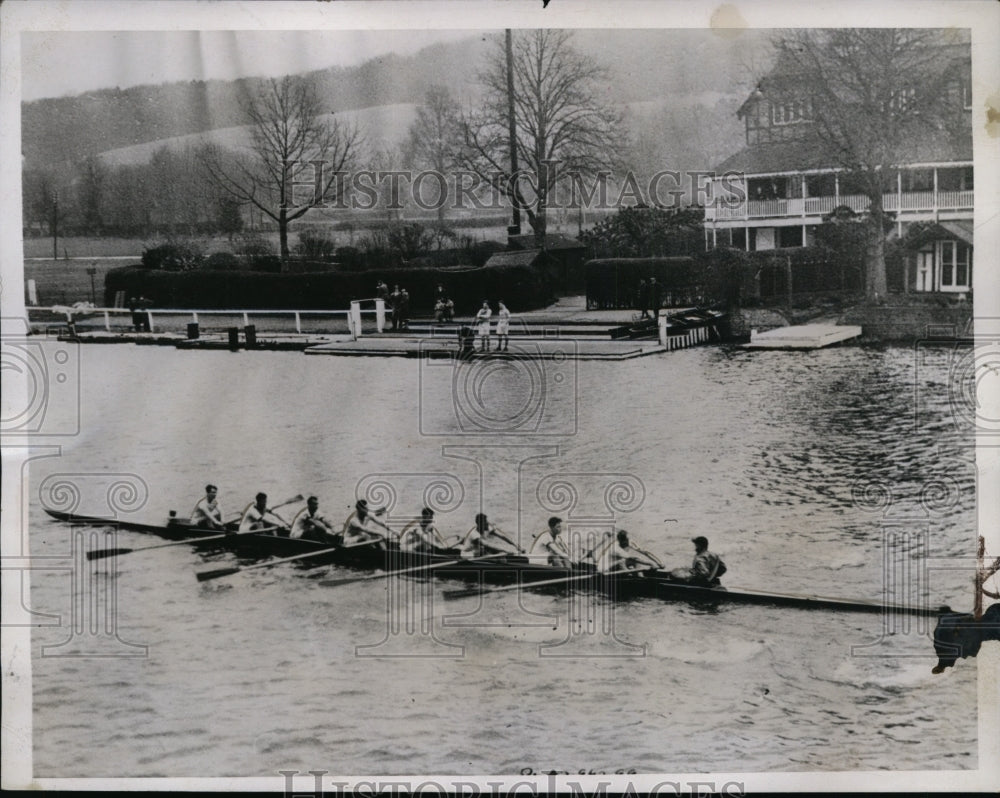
195, 537, 381, 582
442, 566, 654, 600
86, 525, 281, 560
318, 552, 510, 588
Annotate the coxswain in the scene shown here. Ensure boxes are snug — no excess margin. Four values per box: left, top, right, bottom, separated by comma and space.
239, 492, 290, 536
290, 496, 340, 544
668, 536, 726, 586
342, 499, 391, 545
529, 516, 572, 568
399, 507, 453, 554
190, 484, 225, 530
599, 529, 663, 573
462, 512, 523, 558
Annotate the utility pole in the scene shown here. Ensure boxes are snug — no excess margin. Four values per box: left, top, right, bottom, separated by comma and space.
506, 29, 520, 238
52, 191, 59, 261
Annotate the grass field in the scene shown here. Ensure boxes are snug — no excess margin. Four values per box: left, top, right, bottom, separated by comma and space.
22, 258, 126, 306
23, 236, 150, 259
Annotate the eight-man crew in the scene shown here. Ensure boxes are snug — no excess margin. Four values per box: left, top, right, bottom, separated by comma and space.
191, 484, 225, 530
290, 496, 340, 544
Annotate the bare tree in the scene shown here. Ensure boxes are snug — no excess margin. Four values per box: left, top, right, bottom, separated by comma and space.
774, 29, 967, 298
460, 30, 623, 245
404, 86, 463, 221
202, 76, 360, 259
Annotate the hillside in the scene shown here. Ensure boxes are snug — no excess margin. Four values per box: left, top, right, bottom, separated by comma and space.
22, 29, 770, 170
97, 104, 421, 167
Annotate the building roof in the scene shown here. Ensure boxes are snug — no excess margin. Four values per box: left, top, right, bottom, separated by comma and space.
715, 129, 972, 175
484, 249, 547, 268
507, 233, 585, 251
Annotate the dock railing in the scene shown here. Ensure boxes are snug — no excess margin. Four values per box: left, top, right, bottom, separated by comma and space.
27, 298, 388, 340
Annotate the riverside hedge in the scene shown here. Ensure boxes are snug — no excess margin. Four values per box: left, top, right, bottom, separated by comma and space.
585, 246, 890, 309
104, 262, 554, 313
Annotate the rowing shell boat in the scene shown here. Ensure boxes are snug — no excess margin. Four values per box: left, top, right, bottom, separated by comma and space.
44, 508, 950, 616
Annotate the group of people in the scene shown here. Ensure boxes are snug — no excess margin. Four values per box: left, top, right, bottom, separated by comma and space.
636, 277, 663, 320
189, 486, 725, 585
376, 281, 411, 331
473, 299, 512, 352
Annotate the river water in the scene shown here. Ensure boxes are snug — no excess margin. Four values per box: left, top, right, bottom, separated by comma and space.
26, 342, 984, 777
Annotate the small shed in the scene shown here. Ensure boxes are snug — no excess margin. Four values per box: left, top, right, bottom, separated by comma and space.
507, 233, 588, 295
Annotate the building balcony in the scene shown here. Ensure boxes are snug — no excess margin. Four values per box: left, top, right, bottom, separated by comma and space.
707, 190, 974, 222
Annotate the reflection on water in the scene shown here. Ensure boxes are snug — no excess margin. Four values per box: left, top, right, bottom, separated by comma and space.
28, 342, 980, 776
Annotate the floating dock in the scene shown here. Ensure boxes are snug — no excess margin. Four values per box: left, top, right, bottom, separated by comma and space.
304, 335, 663, 361
744, 324, 862, 350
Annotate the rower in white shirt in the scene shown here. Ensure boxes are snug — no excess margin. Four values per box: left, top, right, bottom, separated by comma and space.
529, 516, 572, 567
239, 492, 290, 535
290, 496, 340, 543
398, 507, 453, 554
190, 484, 225, 530
598, 529, 663, 573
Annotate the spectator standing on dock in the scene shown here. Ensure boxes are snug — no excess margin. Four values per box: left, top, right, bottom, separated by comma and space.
637, 279, 650, 319
190, 484, 225, 530
398, 289, 411, 330
376, 280, 389, 302
475, 300, 492, 352
495, 300, 511, 351
389, 285, 402, 331
649, 277, 662, 319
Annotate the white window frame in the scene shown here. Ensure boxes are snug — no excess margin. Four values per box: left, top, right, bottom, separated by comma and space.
936, 240, 972, 292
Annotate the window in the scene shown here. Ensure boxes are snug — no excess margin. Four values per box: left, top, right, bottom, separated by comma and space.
937, 240, 972, 291
772, 98, 812, 125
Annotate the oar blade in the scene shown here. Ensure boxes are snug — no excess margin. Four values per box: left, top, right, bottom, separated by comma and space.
196, 566, 241, 582
86, 547, 133, 560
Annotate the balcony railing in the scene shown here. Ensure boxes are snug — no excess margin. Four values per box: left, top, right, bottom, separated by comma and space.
707, 189, 974, 221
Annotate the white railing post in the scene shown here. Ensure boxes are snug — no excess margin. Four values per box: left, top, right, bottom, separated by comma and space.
350, 301, 362, 340
295, 312, 301, 334
658, 311, 666, 347
375, 299, 386, 333
193, 312, 198, 325
146, 311, 155, 333
103, 311, 110, 331
243, 311, 250, 328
